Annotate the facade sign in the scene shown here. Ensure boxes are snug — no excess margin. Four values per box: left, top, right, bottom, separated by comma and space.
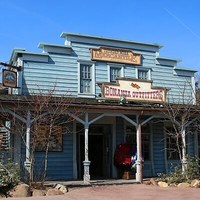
91, 47, 141, 65
2, 69, 17, 88
101, 79, 166, 102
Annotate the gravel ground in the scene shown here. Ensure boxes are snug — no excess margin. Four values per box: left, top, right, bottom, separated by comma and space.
7, 184, 200, 200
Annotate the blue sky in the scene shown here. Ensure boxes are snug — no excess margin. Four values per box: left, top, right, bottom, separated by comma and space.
0, 0, 200, 73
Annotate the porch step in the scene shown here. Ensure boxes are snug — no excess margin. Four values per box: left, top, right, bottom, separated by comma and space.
45, 179, 139, 188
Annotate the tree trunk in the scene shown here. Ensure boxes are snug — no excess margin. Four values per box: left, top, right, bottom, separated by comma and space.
181, 126, 187, 173
42, 122, 53, 185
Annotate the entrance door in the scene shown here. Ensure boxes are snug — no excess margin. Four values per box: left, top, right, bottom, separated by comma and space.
77, 124, 111, 180
79, 134, 104, 179
88, 135, 104, 178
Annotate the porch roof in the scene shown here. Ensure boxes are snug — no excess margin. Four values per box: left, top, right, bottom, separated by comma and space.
0, 95, 164, 114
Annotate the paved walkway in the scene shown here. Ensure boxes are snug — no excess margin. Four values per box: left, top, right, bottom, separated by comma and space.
8, 183, 200, 200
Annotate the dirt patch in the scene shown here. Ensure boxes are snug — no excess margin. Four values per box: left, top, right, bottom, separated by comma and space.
7, 184, 200, 200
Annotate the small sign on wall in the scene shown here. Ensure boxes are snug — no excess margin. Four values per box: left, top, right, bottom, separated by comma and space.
2, 69, 17, 88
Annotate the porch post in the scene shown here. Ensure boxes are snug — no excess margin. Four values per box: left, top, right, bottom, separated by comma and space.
181, 126, 187, 172
136, 115, 143, 183
24, 111, 31, 175
83, 112, 91, 184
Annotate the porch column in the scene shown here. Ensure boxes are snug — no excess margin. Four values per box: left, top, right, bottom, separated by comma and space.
24, 111, 31, 175
83, 113, 91, 184
136, 115, 143, 183
181, 126, 187, 172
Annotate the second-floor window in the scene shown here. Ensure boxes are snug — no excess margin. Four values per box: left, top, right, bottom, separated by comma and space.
80, 64, 92, 93
110, 67, 121, 82
136, 69, 151, 80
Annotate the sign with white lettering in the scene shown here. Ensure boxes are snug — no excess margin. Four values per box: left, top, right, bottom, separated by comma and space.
91, 47, 141, 65
100, 79, 166, 102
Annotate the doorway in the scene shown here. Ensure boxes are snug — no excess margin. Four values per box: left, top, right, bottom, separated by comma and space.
77, 124, 112, 180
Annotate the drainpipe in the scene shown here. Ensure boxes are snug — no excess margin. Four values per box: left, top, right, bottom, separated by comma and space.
136, 115, 143, 183
83, 113, 91, 184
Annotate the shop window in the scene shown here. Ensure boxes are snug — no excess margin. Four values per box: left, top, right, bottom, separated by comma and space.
80, 64, 92, 93
125, 124, 151, 160
165, 126, 181, 160
34, 125, 63, 152
136, 69, 151, 80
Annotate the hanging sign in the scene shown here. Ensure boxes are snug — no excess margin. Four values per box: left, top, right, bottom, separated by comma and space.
2, 69, 17, 88
91, 47, 141, 65
100, 79, 166, 102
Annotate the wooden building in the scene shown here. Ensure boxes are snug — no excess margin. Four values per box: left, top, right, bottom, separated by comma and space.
1, 33, 198, 183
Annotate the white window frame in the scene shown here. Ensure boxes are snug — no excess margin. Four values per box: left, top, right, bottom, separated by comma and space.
78, 60, 95, 97
136, 68, 151, 80
108, 63, 124, 82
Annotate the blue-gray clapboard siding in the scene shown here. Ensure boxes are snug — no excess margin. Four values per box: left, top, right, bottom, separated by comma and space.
22, 55, 78, 96
152, 63, 193, 103
152, 122, 166, 175
21, 37, 194, 105
34, 133, 73, 180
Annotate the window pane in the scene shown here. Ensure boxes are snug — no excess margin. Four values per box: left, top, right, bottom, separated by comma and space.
138, 70, 148, 80
125, 124, 151, 161
80, 64, 92, 93
110, 67, 120, 82
81, 80, 91, 93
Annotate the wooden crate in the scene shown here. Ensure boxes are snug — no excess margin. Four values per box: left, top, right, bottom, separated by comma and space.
122, 171, 135, 180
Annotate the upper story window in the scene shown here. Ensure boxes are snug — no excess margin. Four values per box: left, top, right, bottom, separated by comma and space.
136, 68, 151, 80
110, 67, 120, 82
109, 64, 124, 82
78, 61, 95, 96
80, 64, 92, 93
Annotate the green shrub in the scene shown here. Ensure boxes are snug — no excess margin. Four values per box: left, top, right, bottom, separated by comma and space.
158, 156, 200, 184
158, 167, 185, 184
184, 156, 200, 181
0, 160, 20, 197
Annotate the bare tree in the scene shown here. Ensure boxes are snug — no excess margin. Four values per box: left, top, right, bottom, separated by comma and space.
162, 80, 199, 172
0, 86, 85, 185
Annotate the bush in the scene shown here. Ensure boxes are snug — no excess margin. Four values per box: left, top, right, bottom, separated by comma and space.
158, 156, 200, 184
0, 160, 20, 197
184, 156, 200, 180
